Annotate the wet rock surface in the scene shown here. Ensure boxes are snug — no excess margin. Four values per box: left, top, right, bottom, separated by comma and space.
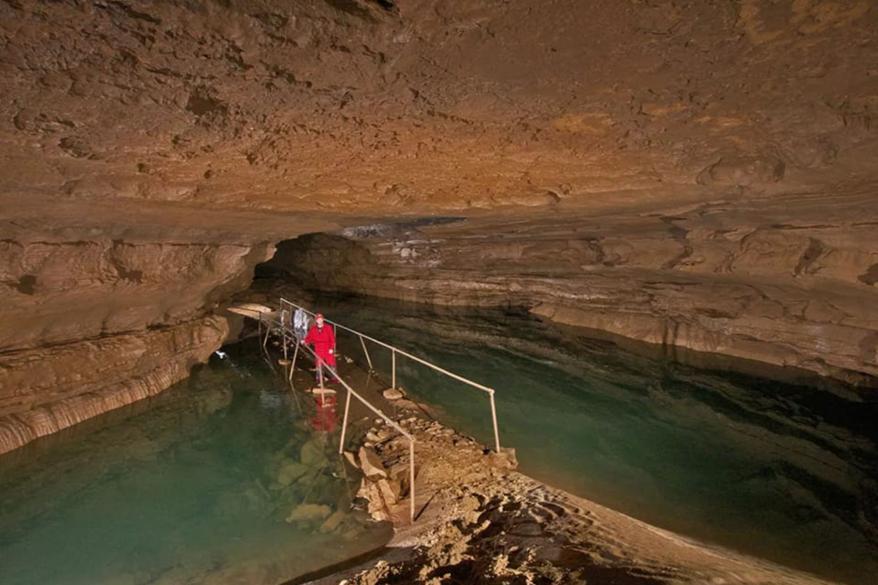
0, 315, 227, 453
0, 200, 335, 454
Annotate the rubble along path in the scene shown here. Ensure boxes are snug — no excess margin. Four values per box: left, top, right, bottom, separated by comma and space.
304, 415, 837, 585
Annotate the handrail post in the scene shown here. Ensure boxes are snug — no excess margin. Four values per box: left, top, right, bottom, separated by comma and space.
409, 439, 416, 522
339, 389, 352, 454
489, 389, 501, 453
392, 349, 397, 389
288, 341, 299, 383
359, 334, 374, 371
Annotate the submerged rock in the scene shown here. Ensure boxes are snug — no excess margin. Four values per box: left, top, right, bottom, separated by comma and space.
319, 510, 347, 533
300, 439, 326, 467
277, 461, 309, 486
286, 503, 331, 524
383, 388, 405, 400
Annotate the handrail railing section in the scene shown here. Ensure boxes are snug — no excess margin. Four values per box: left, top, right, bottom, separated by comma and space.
278, 297, 501, 453
260, 312, 417, 522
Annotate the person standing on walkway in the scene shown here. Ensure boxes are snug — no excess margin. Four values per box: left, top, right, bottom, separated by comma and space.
303, 313, 337, 384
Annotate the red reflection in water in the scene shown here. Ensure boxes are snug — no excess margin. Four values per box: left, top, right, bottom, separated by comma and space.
310, 392, 337, 432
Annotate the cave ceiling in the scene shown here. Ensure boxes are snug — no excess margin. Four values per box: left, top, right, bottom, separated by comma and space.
1, 0, 876, 222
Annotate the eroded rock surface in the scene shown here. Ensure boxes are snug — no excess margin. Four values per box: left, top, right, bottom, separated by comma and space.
0, 226, 265, 453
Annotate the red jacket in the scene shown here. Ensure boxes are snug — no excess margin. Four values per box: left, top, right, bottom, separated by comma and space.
304, 324, 336, 363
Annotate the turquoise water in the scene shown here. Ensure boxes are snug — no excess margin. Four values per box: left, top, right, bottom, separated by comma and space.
0, 341, 391, 585
313, 295, 878, 585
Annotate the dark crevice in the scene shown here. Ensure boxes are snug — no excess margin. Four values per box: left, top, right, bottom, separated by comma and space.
794, 238, 825, 277
15, 274, 36, 295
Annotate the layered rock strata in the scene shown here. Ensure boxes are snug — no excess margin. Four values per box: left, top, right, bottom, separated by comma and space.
1, 0, 876, 448
0, 316, 227, 454
0, 234, 268, 453
263, 192, 878, 383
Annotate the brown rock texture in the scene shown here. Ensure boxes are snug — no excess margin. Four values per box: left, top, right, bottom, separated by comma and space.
1, 0, 876, 212
0, 221, 271, 453
264, 191, 878, 383
0, 316, 227, 453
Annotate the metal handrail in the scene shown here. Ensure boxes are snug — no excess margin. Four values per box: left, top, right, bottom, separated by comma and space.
279, 297, 501, 452
262, 314, 416, 522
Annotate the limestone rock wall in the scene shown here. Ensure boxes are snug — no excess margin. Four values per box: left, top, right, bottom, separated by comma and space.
0, 316, 227, 454
0, 238, 265, 351
265, 192, 878, 384
0, 211, 285, 453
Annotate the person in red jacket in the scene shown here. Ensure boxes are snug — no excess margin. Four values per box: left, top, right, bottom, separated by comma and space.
303, 313, 337, 385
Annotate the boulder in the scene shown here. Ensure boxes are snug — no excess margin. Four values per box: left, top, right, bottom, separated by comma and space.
383, 387, 405, 400
394, 398, 420, 411
343, 450, 359, 469
286, 503, 331, 523
358, 446, 388, 478
319, 510, 347, 533
362, 481, 390, 522
487, 447, 519, 470
276, 461, 308, 486
377, 478, 402, 504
